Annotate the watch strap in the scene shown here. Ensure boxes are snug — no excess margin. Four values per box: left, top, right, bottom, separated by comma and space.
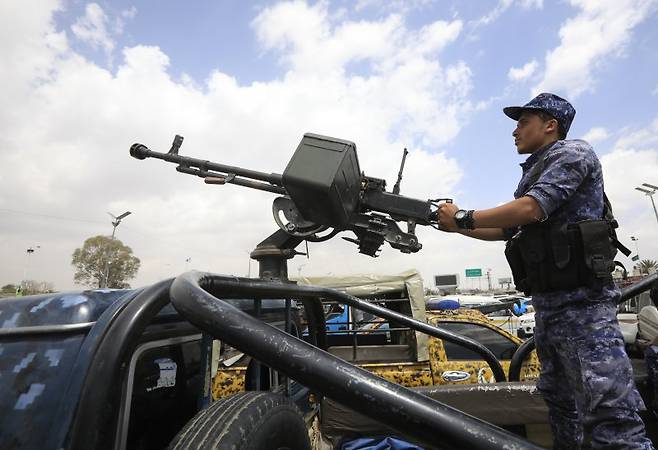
455, 210, 475, 230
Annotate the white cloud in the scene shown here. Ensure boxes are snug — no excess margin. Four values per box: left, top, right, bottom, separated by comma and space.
507, 59, 538, 82
520, 0, 543, 7
354, 0, 435, 14
470, 0, 542, 28
71, 3, 115, 54
0, 1, 474, 290
114, 6, 138, 35
614, 119, 658, 149
533, 0, 658, 98
581, 126, 609, 143
252, 2, 462, 76
601, 119, 658, 264
471, 0, 513, 27
122, 6, 137, 20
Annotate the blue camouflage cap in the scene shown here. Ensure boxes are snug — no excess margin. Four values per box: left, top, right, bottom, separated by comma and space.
503, 92, 576, 135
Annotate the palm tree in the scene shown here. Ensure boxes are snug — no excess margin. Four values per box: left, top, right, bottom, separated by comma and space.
635, 259, 658, 275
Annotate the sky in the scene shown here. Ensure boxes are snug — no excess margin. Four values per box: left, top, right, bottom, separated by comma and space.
1, 0, 657, 292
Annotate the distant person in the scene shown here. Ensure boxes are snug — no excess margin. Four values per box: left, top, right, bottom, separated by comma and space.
436, 93, 652, 448
15, 285, 23, 297
644, 284, 658, 416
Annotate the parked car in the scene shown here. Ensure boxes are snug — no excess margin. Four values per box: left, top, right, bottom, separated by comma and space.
517, 311, 536, 339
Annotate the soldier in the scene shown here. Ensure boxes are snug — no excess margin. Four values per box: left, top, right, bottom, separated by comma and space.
437, 93, 653, 449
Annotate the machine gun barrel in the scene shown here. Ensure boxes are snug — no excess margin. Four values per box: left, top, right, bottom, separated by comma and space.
130, 142, 285, 194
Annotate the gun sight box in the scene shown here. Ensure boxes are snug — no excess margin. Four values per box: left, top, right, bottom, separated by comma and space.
282, 133, 362, 227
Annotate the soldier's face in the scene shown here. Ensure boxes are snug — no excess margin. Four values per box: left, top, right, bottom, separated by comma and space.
512, 112, 555, 154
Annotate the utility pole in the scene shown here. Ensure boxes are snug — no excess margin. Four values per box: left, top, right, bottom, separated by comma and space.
102, 211, 131, 288
635, 183, 658, 226
486, 268, 492, 291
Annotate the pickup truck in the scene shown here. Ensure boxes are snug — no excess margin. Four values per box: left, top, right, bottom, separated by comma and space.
4, 269, 655, 449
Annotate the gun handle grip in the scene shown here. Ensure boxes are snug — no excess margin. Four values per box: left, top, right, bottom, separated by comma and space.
205, 177, 227, 185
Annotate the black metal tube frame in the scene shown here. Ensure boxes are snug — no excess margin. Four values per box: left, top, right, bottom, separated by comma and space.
170, 271, 540, 450
188, 273, 506, 382
508, 273, 658, 382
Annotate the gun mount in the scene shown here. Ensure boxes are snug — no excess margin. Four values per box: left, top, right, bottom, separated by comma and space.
130, 133, 445, 259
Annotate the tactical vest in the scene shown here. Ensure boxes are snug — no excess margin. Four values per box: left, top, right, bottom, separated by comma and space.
504, 150, 630, 295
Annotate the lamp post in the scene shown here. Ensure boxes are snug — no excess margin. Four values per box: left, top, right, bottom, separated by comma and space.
23, 245, 41, 292
630, 236, 640, 261
102, 211, 131, 288
635, 183, 658, 226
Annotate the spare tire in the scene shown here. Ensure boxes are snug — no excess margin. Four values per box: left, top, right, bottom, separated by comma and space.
169, 391, 311, 450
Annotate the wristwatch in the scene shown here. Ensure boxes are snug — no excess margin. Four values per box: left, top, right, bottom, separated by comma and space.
454, 209, 475, 230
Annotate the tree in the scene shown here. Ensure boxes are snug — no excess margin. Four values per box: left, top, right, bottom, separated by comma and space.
635, 259, 658, 275
20, 280, 55, 295
1, 284, 17, 294
71, 235, 140, 288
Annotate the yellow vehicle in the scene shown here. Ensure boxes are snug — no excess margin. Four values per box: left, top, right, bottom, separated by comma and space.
425, 307, 540, 385
211, 270, 539, 400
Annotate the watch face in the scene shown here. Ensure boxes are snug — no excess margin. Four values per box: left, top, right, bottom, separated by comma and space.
455, 210, 466, 220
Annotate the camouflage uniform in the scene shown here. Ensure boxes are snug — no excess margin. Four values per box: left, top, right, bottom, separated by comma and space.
645, 344, 658, 415
505, 94, 653, 449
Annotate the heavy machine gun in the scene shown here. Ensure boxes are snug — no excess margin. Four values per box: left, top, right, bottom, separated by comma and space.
130, 133, 447, 258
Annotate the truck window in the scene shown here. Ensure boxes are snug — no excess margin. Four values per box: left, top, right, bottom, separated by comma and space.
117, 335, 202, 450
437, 322, 518, 361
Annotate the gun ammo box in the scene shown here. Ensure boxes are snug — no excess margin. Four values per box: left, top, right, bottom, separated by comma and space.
282, 133, 362, 227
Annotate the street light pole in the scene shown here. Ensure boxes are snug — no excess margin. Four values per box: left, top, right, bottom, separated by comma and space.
630, 236, 640, 260
102, 211, 131, 288
23, 245, 40, 292
635, 183, 658, 226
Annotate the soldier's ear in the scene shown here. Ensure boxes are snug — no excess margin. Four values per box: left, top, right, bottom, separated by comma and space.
544, 118, 558, 135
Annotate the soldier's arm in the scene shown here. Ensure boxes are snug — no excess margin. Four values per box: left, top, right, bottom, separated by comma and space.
457, 228, 507, 241
437, 196, 542, 235
473, 196, 544, 228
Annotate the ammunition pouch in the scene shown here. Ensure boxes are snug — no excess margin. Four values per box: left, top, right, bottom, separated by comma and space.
505, 220, 616, 295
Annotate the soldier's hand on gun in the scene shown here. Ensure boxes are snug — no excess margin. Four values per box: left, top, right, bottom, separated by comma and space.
437, 202, 460, 232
